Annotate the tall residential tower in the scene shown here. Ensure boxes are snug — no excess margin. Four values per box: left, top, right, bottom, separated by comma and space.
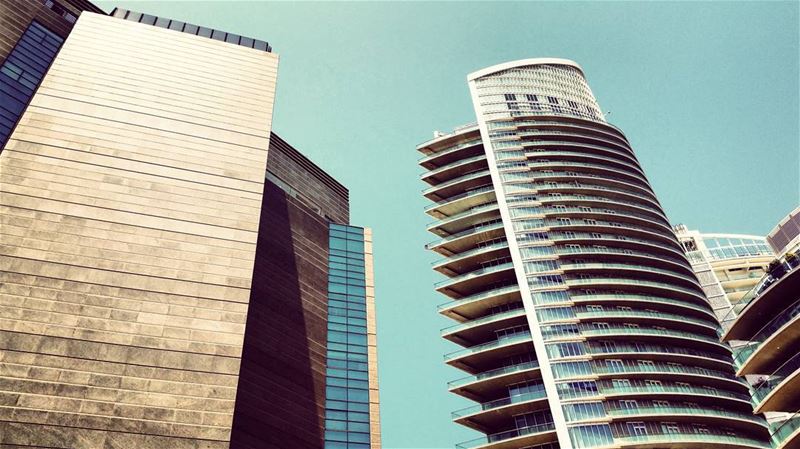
419, 59, 770, 449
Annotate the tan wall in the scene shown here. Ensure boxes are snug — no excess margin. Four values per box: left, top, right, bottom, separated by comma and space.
364, 228, 382, 448
0, 12, 278, 449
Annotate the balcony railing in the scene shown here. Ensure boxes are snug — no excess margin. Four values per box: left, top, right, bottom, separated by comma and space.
435, 262, 514, 290
452, 387, 546, 419
455, 422, 556, 449
442, 306, 525, 336
444, 331, 531, 362
615, 432, 770, 448
606, 404, 766, 426
449, 360, 540, 389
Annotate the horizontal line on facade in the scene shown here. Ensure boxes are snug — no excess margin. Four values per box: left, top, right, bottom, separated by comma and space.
26, 102, 270, 152
1, 189, 259, 240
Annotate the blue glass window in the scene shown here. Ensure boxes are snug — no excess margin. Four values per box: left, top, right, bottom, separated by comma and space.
324, 223, 372, 448
0, 21, 64, 151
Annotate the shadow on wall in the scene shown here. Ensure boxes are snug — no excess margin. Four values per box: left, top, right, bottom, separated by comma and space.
230, 181, 330, 449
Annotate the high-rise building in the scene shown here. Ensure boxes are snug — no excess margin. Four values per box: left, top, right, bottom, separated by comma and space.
673, 225, 774, 328
766, 206, 800, 257
1, 0, 104, 150
0, 7, 380, 449
420, 58, 770, 449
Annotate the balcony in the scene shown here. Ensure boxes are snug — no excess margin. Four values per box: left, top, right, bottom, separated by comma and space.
427, 220, 505, 255
453, 388, 548, 429
600, 383, 751, 404
442, 306, 526, 344
772, 415, 800, 449
580, 326, 728, 354
418, 135, 482, 169
449, 361, 540, 400
575, 308, 718, 334
525, 149, 646, 179
724, 261, 800, 341
427, 203, 500, 237
570, 293, 716, 321
750, 351, 800, 413
527, 160, 649, 187
605, 404, 768, 432
615, 432, 770, 449
445, 332, 533, 373
455, 422, 556, 449
436, 262, 515, 298
425, 186, 496, 219
560, 262, 701, 291
564, 277, 706, 306
732, 296, 800, 376
554, 245, 691, 276
422, 154, 489, 185
433, 241, 511, 275
439, 284, 522, 321
423, 169, 492, 202
593, 360, 749, 391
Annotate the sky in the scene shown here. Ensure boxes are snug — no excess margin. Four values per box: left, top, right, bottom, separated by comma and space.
96, 1, 799, 448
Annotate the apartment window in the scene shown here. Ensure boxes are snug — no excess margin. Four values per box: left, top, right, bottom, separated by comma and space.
619, 399, 638, 410
627, 421, 647, 436
557, 218, 572, 225
526, 94, 538, 102
593, 322, 610, 329
623, 323, 639, 329
586, 305, 603, 312
662, 423, 680, 434
653, 400, 669, 408
591, 232, 602, 238
606, 359, 624, 370
580, 207, 592, 212
584, 219, 597, 225
505, 94, 517, 101
612, 378, 631, 388
547, 96, 559, 104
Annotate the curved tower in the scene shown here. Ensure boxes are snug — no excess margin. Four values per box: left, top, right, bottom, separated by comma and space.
419, 59, 770, 449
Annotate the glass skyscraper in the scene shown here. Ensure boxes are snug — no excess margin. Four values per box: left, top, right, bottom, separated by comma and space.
420, 58, 770, 449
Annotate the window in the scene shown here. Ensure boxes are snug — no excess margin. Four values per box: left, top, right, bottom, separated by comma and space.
619, 399, 638, 410
627, 421, 647, 436
662, 422, 680, 434
606, 359, 624, 371
592, 322, 610, 329
653, 400, 669, 408
584, 219, 597, 225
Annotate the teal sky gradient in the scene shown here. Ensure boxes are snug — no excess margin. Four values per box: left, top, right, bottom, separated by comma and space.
97, 2, 799, 448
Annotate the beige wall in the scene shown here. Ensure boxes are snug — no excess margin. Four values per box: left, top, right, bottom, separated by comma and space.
364, 228, 382, 449
0, 12, 278, 449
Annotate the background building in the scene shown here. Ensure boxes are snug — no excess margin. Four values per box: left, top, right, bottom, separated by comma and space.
674, 225, 774, 328
0, 6, 379, 449
767, 207, 800, 257
420, 59, 770, 449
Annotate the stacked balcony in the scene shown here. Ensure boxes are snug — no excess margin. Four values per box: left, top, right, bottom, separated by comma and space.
723, 256, 800, 449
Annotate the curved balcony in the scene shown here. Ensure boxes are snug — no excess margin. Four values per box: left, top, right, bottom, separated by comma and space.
426, 186, 496, 219
532, 170, 658, 202
554, 245, 692, 276
615, 432, 770, 449
453, 388, 548, 429
733, 296, 800, 375
537, 193, 667, 223
541, 206, 672, 235
544, 220, 680, 249
445, 331, 533, 373
422, 154, 489, 185
455, 422, 556, 449
433, 241, 511, 275
605, 404, 767, 433
525, 149, 647, 179
600, 383, 751, 405
428, 220, 505, 255
534, 182, 663, 211
449, 361, 540, 400
436, 262, 515, 298
492, 119, 628, 147
570, 293, 716, 321
725, 264, 800, 341
560, 262, 701, 291
442, 306, 526, 344
428, 203, 500, 237
564, 277, 706, 307
418, 135, 483, 169
587, 344, 733, 372
772, 415, 800, 449
750, 351, 800, 413
593, 360, 749, 391
575, 309, 718, 334
424, 169, 492, 201
580, 327, 728, 354
439, 285, 522, 321
517, 133, 636, 162
528, 160, 649, 187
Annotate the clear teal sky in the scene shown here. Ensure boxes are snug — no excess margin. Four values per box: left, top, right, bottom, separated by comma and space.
98, 2, 799, 448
